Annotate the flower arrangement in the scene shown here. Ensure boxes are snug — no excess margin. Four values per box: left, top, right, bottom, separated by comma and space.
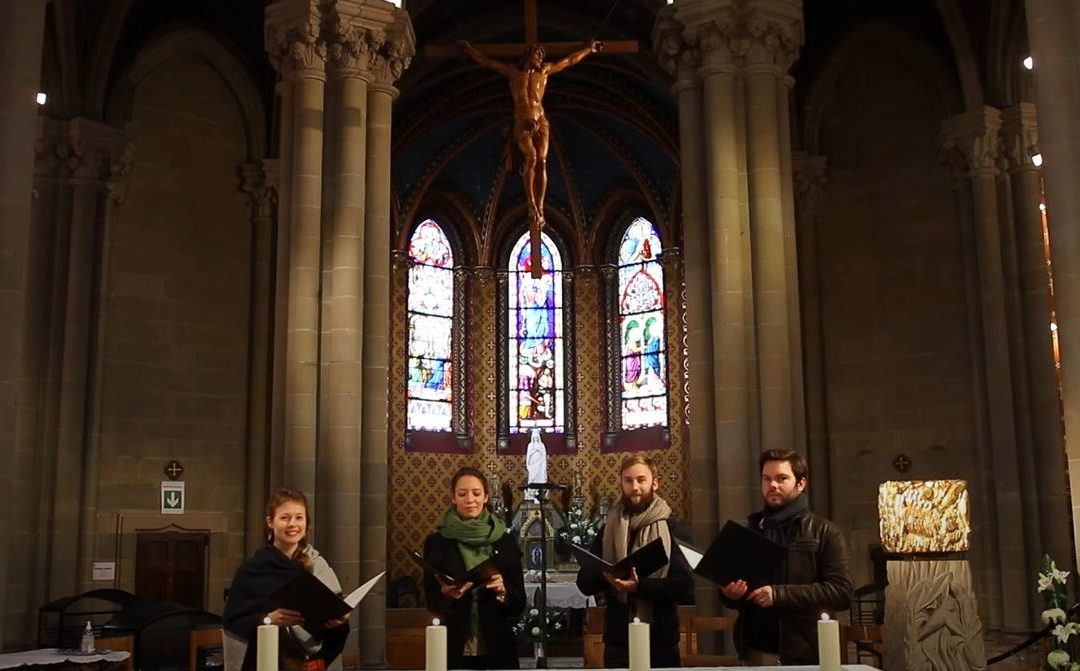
557, 499, 601, 550
1037, 554, 1078, 670
513, 605, 568, 641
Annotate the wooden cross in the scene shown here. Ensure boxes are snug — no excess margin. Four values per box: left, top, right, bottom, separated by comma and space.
425, 0, 638, 276
164, 460, 184, 480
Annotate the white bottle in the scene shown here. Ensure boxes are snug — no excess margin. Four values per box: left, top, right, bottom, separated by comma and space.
79, 621, 95, 653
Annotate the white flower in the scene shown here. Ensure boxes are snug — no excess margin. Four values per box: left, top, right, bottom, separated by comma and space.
529, 608, 539, 617
1052, 623, 1076, 644
1054, 568, 1072, 584
531, 626, 540, 637
1040, 574, 1057, 592
572, 535, 581, 544
1044, 608, 1069, 624
1048, 649, 1071, 669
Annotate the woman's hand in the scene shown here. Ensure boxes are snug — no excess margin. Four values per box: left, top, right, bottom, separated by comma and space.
485, 573, 507, 602
325, 613, 350, 629
720, 579, 748, 601
438, 576, 474, 600
266, 608, 304, 627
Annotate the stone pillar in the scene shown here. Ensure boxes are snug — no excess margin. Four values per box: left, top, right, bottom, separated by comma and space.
654, 6, 718, 615
941, 108, 1030, 629
793, 153, 830, 516
0, 0, 48, 646
266, 0, 327, 500
359, 12, 413, 666
1002, 104, 1073, 572
240, 160, 278, 553
742, 6, 801, 454
1025, 0, 1080, 571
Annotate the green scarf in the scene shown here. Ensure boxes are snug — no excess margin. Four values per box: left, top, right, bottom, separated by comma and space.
436, 508, 508, 640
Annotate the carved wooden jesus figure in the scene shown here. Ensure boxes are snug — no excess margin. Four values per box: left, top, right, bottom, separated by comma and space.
460, 40, 602, 230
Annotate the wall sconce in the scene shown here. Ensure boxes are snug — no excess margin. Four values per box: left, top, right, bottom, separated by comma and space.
878, 480, 970, 553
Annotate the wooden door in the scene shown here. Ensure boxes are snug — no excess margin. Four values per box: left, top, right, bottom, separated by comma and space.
135, 531, 208, 609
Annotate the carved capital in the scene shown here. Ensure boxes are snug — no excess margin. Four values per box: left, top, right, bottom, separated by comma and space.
793, 152, 827, 224
676, 0, 802, 73
940, 106, 1003, 177
68, 118, 130, 183
1000, 102, 1039, 173
239, 163, 277, 223
35, 115, 70, 180
369, 12, 415, 87
652, 6, 700, 84
265, 0, 326, 80
106, 142, 137, 204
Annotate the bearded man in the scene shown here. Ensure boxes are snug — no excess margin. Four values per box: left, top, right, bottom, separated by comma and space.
576, 455, 693, 667
720, 449, 853, 665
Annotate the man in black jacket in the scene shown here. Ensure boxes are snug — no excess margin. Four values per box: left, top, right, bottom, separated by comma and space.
721, 449, 853, 665
577, 455, 693, 667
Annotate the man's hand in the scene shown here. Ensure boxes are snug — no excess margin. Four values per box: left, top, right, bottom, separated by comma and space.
325, 613, 350, 629
485, 573, 507, 602
747, 585, 775, 608
438, 576, 474, 600
590, 40, 605, 53
720, 579, 748, 601
603, 567, 639, 594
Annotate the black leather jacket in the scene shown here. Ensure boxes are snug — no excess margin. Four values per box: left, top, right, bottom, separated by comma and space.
728, 510, 853, 664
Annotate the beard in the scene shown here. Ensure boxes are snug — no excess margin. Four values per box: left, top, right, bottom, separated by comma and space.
621, 490, 656, 516
764, 489, 802, 511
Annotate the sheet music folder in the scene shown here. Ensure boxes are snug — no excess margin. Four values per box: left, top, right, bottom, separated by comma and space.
569, 537, 669, 583
677, 520, 785, 587
270, 570, 385, 633
409, 550, 503, 586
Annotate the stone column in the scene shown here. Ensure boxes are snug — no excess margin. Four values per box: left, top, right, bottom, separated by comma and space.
793, 153, 830, 516
240, 160, 278, 553
1024, 0, 1080, 569
0, 0, 47, 646
654, 5, 719, 613
51, 120, 130, 596
741, 4, 802, 454
360, 13, 413, 666
941, 108, 1030, 629
686, 8, 756, 519
1002, 104, 1073, 571
266, 0, 327, 499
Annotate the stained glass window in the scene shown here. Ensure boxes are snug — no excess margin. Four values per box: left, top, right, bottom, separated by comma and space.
618, 217, 667, 429
507, 232, 565, 434
407, 219, 454, 432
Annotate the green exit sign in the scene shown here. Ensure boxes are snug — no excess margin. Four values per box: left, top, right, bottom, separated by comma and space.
161, 481, 185, 514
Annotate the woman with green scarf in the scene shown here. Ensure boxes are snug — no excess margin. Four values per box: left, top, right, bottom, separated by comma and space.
424, 467, 525, 669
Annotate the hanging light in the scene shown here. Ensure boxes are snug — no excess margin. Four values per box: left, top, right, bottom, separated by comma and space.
1032, 153, 1044, 167
35, 92, 47, 105
1040, 202, 1047, 213
1023, 56, 1034, 70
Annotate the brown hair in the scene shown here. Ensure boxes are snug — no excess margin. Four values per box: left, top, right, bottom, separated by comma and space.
619, 454, 659, 478
759, 449, 809, 483
449, 466, 490, 496
265, 487, 314, 572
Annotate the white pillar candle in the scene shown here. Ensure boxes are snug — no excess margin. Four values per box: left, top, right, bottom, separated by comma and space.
629, 617, 650, 671
817, 613, 842, 671
256, 619, 277, 671
426, 618, 447, 671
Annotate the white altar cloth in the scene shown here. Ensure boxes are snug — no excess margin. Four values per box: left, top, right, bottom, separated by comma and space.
524, 581, 595, 609
0, 648, 131, 669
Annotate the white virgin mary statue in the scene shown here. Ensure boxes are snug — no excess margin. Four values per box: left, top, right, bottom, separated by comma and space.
525, 429, 548, 502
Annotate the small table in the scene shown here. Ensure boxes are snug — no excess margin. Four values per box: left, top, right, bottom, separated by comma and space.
0, 649, 130, 670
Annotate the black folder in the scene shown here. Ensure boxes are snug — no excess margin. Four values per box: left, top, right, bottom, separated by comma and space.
270, 570, 384, 634
569, 537, 669, 583
410, 550, 504, 586
678, 520, 785, 587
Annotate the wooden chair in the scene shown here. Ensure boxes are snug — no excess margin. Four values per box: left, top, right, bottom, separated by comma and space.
97, 635, 135, 671
386, 608, 438, 670
583, 606, 605, 668
681, 612, 739, 666
189, 627, 223, 671
840, 623, 884, 666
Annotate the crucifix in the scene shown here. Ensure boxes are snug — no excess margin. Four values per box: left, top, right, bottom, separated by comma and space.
426, 0, 638, 277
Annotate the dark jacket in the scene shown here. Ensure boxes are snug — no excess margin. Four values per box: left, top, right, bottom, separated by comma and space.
223, 546, 350, 671
423, 531, 526, 669
727, 509, 853, 665
576, 520, 694, 657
